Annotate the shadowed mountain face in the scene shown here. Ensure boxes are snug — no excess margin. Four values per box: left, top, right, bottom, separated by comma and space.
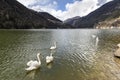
0, 0, 72, 29
64, 0, 120, 28
39, 12, 62, 23
63, 16, 81, 26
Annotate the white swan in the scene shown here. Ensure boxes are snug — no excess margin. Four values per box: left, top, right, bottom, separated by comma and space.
95, 36, 99, 46
92, 35, 99, 46
92, 35, 96, 39
46, 53, 54, 64
50, 42, 56, 50
25, 53, 41, 71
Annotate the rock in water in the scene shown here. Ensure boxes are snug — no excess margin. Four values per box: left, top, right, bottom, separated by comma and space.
114, 48, 120, 58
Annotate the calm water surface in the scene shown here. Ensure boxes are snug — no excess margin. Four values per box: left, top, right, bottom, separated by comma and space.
0, 29, 120, 80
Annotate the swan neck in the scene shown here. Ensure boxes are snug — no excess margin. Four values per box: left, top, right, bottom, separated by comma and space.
37, 55, 41, 64
54, 42, 56, 47
50, 53, 53, 56
95, 37, 99, 46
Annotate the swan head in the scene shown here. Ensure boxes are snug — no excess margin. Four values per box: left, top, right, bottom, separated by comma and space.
37, 53, 41, 57
54, 41, 57, 45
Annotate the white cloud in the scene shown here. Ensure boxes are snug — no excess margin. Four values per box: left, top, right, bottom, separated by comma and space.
98, 0, 112, 5
17, 0, 112, 21
107, 0, 113, 2
50, 0, 100, 20
63, 0, 99, 19
17, 0, 38, 6
30, 1, 58, 12
17, 0, 50, 7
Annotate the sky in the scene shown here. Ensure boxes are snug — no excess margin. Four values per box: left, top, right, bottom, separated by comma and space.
17, 0, 113, 21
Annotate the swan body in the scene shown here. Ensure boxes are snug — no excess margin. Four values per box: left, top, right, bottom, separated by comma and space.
46, 53, 53, 64
25, 53, 41, 71
50, 42, 56, 50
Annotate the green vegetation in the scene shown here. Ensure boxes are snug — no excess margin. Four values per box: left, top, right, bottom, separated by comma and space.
0, 0, 72, 29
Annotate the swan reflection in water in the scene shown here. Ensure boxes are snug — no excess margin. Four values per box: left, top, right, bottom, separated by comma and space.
47, 62, 53, 69
25, 58, 41, 80
25, 70, 37, 79
25, 67, 41, 80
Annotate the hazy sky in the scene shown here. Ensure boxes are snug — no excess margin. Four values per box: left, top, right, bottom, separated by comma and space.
17, 0, 112, 21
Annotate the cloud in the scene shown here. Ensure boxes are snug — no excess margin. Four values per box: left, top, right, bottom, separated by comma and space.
17, 0, 38, 7
17, 0, 51, 7
17, 0, 112, 21
54, 0, 112, 20
30, 1, 58, 12
62, 0, 99, 20
98, 0, 112, 5
50, 0, 100, 20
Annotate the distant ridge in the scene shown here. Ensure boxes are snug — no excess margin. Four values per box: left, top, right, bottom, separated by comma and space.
64, 0, 120, 28
0, 0, 72, 29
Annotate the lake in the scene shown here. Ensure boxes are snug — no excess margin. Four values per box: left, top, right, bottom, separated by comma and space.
0, 29, 120, 80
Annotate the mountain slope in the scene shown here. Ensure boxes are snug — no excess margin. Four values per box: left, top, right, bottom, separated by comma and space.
64, 16, 81, 26
64, 0, 120, 28
39, 12, 62, 23
0, 0, 71, 29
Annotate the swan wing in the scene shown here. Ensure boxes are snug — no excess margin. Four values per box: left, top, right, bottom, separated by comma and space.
50, 46, 54, 49
27, 60, 34, 66
46, 56, 50, 63
31, 61, 38, 66
46, 59, 51, 63
46, 56, 50, 60
31, 61, 40, 68
25, 66, 36, 71
49, 56, 54, 61
46, 56, 53, 63
26, 61, 40, 71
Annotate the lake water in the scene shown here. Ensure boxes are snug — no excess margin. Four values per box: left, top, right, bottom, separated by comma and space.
0, 29, 120, 80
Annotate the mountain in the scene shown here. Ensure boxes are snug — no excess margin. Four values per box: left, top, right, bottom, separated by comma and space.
64, 16, 80, 26
0, 0, 72, 29
96, 15, 120, 29
64, 0, 120, 28
39, 12, 62, 23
